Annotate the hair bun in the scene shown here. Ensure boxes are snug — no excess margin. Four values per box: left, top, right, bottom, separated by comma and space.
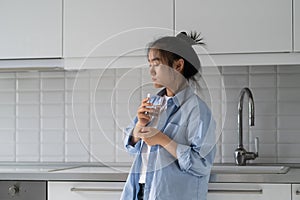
176, 31, 205, 46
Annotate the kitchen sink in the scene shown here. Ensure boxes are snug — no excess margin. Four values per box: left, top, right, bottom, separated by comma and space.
211, 164, 290, 174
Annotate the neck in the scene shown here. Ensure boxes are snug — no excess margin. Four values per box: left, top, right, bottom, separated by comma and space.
165, 81, 188, 97
166, 88, 175, 97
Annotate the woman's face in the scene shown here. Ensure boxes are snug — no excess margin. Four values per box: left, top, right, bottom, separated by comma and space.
148, 49, 167, 89
148, 49, 187, 94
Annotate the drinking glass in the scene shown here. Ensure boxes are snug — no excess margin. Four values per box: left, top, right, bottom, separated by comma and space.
146, 96, 163, 128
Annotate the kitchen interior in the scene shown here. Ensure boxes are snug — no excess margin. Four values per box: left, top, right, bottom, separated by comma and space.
0, 0, 300, 199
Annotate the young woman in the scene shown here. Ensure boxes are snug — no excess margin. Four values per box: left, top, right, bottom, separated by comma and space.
121, 32, 216, 200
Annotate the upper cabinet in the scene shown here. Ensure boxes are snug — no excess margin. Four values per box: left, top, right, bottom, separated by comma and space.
0, 0, 298, 67
295, 0, 300, 52
176, 0, 293, 54
64, 0, 173, 58
0, 0, 62, 59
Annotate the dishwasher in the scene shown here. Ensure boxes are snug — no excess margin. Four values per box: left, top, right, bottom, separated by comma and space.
0, 181, 46, 200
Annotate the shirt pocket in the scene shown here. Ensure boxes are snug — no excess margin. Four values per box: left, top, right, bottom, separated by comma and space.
163, 122, 179, 139
164, 122, 186, 142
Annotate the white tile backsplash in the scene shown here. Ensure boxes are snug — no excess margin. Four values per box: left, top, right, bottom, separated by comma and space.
41, 143, 64, 157
250, 65, 276, 74
0, 143, 15, 156
17, 118, 40, 130
0, 92, 15, 103
278, 88, 300, 101
41, 91, 64, 103
17, 79, 40, 91
41, 117, 64, 130
278, 116, 300, 130
0, 117, 15, 129
17, 105, 39, 117
278, 102, 300, 115
0, 105, 15, 117
18, 92, 39, 103
0, 65, 299, 164
16, 130, 39, 143
41, 130, 64, 143
0, 79, 15, 91
250, 74, 276, 88
222, 66, 249, 74
41, 78, 65, 91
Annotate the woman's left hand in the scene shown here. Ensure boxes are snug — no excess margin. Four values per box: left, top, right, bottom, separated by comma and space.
139, 127, 162, 146
140, 127, 178, 158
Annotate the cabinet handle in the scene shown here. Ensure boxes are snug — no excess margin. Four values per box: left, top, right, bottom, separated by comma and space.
70, 187, 123, 192
296, 190, 300, 195
208, 189, 263, 194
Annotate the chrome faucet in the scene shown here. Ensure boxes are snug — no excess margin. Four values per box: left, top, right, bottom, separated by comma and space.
234, 87, 259, 165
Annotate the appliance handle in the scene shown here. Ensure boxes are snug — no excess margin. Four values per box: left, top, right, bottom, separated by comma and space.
70, 187, 123, 192
208, 188, 263, 194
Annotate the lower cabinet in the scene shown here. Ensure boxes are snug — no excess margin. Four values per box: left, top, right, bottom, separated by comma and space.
292, 184, 300, 200
48, 181, 125, 200
48, 181, 294, 200
207, 183, 291, 200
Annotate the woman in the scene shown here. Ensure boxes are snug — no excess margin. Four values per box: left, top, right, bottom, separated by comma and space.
121, 32, 216, 200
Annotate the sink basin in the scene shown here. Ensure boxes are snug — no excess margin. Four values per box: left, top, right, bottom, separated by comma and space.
211, 165, 290, 174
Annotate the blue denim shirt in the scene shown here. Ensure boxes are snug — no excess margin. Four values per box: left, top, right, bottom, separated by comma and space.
121, 86, 216, 200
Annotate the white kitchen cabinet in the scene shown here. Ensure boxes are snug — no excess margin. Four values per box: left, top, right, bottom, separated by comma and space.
207, 183, 291, 200
0, 0, 62, 59
292, 184, 300, 200
294, 0, 300, 52
176, 0, 292, 54
64, 0, 173, 58
48, 181, 125, 200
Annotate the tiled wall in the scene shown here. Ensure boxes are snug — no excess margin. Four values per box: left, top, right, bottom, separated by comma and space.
0, 65, 299, 164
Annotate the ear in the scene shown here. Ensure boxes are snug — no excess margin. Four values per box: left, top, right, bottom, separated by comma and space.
173, 59, 184, 73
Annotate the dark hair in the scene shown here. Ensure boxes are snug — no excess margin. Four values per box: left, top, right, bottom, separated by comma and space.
147, 31, 204, 81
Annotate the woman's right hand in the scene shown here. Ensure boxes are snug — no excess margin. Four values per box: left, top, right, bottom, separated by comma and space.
136, 97, 152, 127
131, 97, 152, 144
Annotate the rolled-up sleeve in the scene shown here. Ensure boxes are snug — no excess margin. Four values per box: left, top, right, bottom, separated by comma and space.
176, 117, 216, 177
123, 117, 141, 155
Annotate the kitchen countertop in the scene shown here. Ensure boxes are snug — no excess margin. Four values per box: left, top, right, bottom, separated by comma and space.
1, 162, 300, 183
0, 163, 130, 181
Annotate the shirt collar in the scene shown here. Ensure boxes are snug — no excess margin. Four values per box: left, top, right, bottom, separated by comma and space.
156, 86, 194, 107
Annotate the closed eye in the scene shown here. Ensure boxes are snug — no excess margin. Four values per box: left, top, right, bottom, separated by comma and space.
148, 57, 161, 68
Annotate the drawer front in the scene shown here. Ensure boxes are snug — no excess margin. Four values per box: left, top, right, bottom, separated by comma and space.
48, 181, 125, 200
208, 183, 291, 200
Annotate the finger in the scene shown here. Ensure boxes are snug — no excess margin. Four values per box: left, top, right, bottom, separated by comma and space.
138, 106, 151, 114
141, 127, 160, 138
138, 106, 152, 113
142, 97, 150, 103
139, 101, 152, 108
138, 114, 151, 121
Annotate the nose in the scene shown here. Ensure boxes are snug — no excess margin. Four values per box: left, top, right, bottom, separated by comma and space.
149, 65, 156, 76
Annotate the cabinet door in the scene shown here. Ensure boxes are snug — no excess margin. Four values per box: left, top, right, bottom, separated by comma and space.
176, 0, 292, 54
48, 182, 125, 200
0, 0, 62, 59
207, 183, 291, 200
292, 184, 300, 200
64, 0, 173, 58
294, 0, 300, 52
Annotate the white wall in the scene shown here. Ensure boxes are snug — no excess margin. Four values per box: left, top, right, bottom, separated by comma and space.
0, 65, 299, 164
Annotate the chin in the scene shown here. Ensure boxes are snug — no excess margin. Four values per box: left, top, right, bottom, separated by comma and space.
153, 83, 164, 88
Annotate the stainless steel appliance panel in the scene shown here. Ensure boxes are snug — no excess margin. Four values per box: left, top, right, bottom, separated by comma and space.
0, 181, 46, 200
